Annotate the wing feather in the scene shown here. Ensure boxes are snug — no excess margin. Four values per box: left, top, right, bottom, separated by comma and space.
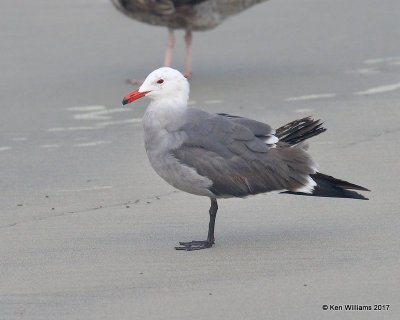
171, 110, 316, 197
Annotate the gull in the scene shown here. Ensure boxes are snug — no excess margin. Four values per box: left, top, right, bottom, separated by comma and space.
122, 67, 369, 250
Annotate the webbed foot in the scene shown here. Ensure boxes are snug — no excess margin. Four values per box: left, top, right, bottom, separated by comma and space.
175, 240, 214, 251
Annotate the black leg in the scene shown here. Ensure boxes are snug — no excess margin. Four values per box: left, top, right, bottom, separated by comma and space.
175, 198, 218, 251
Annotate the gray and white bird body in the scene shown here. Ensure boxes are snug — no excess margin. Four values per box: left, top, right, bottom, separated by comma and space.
122, 67, 369, 250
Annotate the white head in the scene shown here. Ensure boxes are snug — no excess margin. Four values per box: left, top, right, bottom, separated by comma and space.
122, 67, 190, 106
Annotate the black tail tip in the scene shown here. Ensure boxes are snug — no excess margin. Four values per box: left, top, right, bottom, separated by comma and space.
280, 190, 369, 200
281, 172, 370, 200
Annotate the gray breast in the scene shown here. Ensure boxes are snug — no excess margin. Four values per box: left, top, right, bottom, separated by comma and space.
142, 115, 214, 197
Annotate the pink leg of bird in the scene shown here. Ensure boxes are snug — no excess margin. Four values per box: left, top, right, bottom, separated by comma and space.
164, 28, 175, 68
127, 29, 176, 85
184, 30, 193, 79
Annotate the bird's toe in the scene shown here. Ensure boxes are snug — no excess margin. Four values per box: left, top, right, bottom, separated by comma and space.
183, 71, 192, 79
175, 240, 213, 251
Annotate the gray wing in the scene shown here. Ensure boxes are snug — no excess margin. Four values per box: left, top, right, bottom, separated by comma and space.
217, 113, 273, 137
171, 109, 316, 197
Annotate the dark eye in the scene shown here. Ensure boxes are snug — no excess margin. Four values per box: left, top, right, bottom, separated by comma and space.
157, 79, 164, 84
